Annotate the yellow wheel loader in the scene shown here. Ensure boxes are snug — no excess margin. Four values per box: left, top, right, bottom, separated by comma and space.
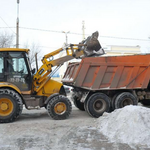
0, 31, 104, 123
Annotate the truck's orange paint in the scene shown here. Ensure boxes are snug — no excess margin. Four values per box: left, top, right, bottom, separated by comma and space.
62, 54, 150, 90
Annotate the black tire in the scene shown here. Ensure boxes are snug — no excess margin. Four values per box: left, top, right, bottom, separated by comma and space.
84, 98, 88, 112
47, 95, 72, 120
111, 93, 121, 111
140, 99, 150, 106
115, 92, 137, 109
0, 89, 23, 123
84, 93, 93, 117
86, 93, 111, 118
72, 95, 85, 111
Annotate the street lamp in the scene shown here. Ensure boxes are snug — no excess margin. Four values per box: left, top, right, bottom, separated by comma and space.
62, 31, 70, 46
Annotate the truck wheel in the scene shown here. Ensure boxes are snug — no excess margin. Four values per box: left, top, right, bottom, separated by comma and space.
0, 89, 23, 123
140, 99, 150, 106
111, 93, 121, 111
47, 95, 72, 120
72, 95, 85, 111
86, 93, 111, 118
115, 92, 137, 109
84, 93, 92, 113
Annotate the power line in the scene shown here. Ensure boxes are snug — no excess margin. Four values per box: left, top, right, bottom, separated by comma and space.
0, 27, 15, 29
0, 26, 149, 42
19, 44, 58, 49
20, 27, 63, 34
99, 35, 150, 41
0, 17, 16, 35
20, 27, 150, 42
0, 36, 15, 37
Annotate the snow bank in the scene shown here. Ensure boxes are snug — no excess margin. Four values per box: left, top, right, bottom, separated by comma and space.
97, 105, 150, 147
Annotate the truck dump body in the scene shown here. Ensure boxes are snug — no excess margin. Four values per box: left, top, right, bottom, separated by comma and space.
62, 54, 150, 90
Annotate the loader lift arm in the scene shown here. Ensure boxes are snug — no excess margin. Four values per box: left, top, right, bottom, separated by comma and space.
33, 31, 104, 93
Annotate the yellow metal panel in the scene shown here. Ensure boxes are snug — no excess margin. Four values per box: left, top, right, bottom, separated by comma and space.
36, 79, 63, 97
44, 48, 63, 59
0, 82, 21, 94
21, 91, 31, 94
0, 48, 29, 53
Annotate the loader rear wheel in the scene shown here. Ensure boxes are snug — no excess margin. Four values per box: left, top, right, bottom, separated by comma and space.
47, 95, 72, 120
115, 92, 137, 109
72, 95, 85, 111
0, 89, 23, 123
86, 93, 111, 118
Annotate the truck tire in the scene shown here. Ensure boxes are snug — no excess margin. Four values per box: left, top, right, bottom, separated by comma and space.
140, 99, 150, 106
84, 93, 93, 113
115, 92, 137, 109
72, 95, 85, 111
47, 95, 72, 120
0, 89, 23, 123
111, 92, 121, 111
85, 93, 111, 118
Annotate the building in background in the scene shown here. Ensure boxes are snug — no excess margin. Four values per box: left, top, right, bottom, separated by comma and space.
104, 45, 141, 56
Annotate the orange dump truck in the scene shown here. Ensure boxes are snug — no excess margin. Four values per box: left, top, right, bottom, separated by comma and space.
62, 54, 150, 117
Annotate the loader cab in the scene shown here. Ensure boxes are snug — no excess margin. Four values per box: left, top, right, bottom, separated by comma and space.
0, 49, 32, 91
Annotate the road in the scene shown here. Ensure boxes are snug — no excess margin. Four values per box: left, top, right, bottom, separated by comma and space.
0, 94, 149, 150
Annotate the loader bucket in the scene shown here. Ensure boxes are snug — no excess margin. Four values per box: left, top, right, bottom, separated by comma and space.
81, 31, 105, 57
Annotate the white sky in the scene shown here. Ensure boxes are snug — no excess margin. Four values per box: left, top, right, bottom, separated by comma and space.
1, 0, 150, 54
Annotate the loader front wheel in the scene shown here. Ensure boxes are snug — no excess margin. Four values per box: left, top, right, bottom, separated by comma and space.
47, 95, 72, 120
0, 89, 23, 123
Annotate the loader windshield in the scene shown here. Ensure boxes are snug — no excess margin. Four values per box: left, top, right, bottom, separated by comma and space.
7, 52, 28, 74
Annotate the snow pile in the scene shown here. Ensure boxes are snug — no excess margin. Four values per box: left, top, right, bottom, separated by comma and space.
97, 105, 150, 147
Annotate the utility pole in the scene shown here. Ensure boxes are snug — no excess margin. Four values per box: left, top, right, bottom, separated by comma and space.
62, 31, 70, 46
62, 31, 70, 73
82, 21, 85, 40
16, 0, 19, 48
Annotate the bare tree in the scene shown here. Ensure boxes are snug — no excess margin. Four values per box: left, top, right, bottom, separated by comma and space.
0, 32, 41, 69
23, 42, 41, 68
0, 31, 14, 48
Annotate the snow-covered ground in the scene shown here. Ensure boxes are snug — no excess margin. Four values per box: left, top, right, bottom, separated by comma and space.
97, 105, 150, 149
0, 104, 150, 150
